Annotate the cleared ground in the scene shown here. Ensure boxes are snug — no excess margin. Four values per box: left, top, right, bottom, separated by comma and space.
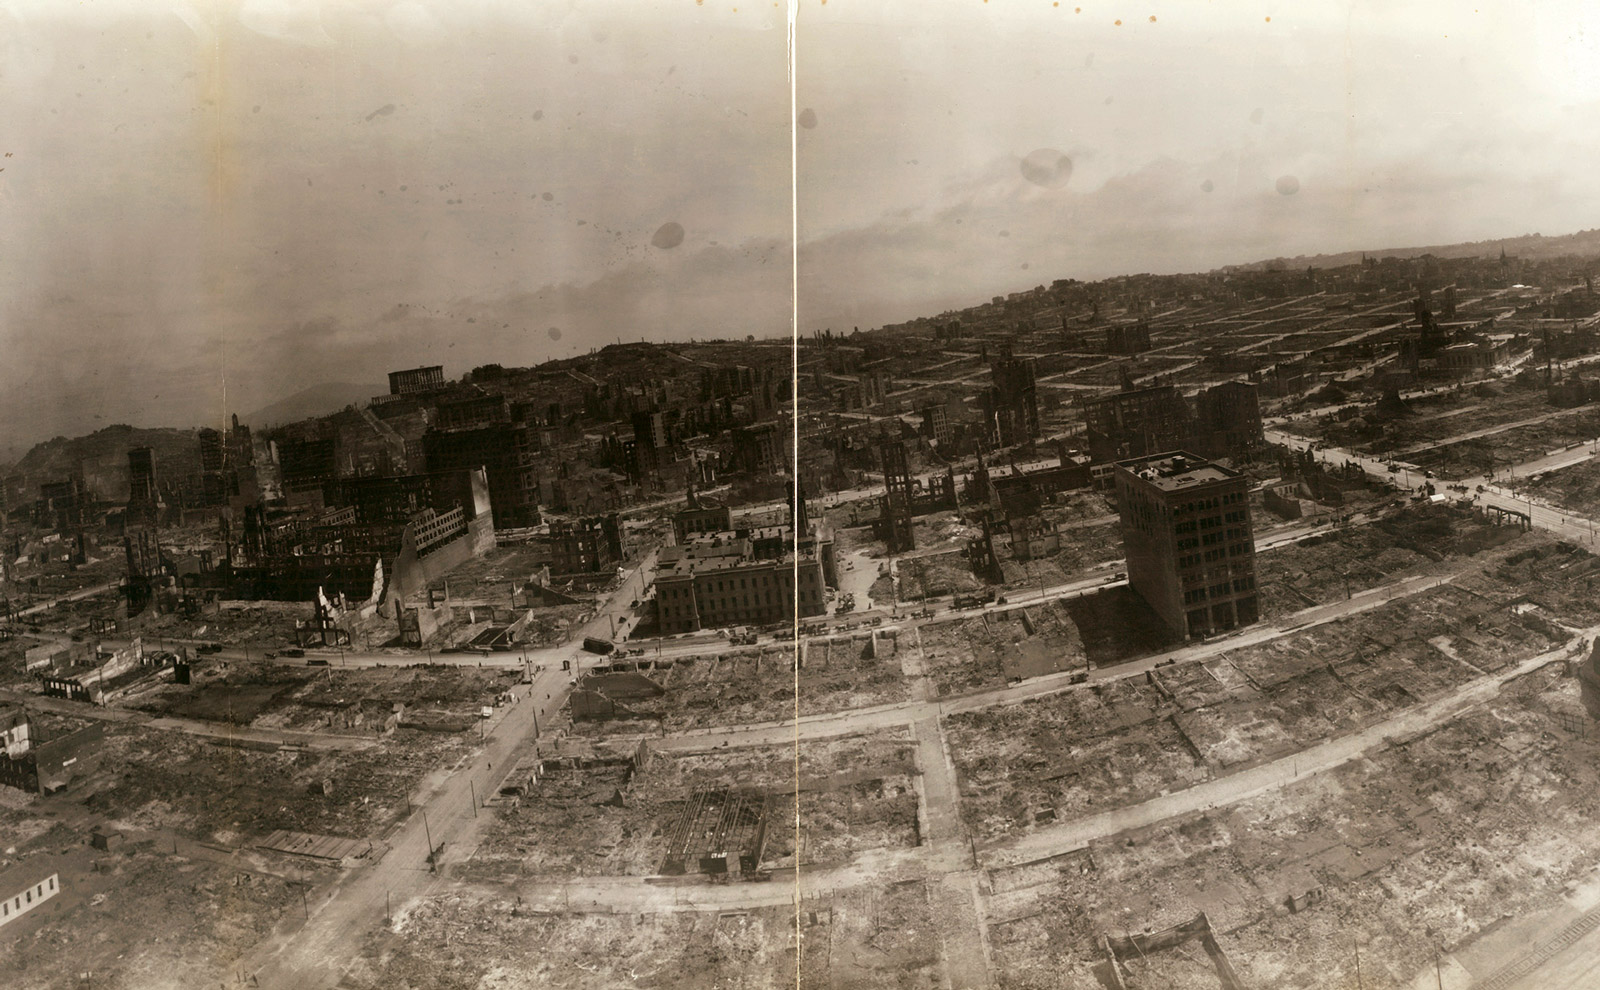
0, 839, 298, 990
919, 603, 1086, 697
568, 642, 908, 735
343, 879, 943, 990
459, 731, 919, 878
125, 660, 521, 730
80, 722, 470, 842
982, 663, 1600, 990
948, 557, 1572, 844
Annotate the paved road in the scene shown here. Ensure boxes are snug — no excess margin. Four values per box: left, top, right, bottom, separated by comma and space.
1269, 428, 1600, 549
646, 567, 1462, 755
241, 655, 575, 989
505, 629, 1586, 923
236, 545, 658, 987
1499, 907, 1600, 990
4, 580, 120, 620
980, 632, 1587, 871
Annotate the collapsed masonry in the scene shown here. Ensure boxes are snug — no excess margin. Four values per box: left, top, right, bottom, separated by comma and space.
660, 787, 774, 877
0, 705, 105, 795
1101, 912, 1246, 990
177, 467, 497, 645
570, 671, 667, 721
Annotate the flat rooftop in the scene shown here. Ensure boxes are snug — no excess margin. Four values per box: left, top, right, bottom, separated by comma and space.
1115, 451, 1238, 491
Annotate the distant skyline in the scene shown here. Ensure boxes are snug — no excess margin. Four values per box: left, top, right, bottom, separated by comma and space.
4, 0, 1599, 450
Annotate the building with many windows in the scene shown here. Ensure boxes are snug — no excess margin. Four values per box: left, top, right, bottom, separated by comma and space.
1113, 451, 1257, 641
388, 365, 446, 395
0, 869, 59, 928
653, 537, 829, 634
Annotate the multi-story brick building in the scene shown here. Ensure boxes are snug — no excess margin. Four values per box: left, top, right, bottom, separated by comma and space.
984, 342, 1040, 447
1082, 383, 1192, 466
653, 537, 828, 634
1114, 451, 1257, 641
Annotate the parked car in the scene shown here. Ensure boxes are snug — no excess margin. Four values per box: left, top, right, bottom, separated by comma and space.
281, 647, 305, 658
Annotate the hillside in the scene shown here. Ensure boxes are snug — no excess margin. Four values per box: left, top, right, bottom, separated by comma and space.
1228, 228, 1600, 273
14, 425, 204, 502
242, 382, 384, 429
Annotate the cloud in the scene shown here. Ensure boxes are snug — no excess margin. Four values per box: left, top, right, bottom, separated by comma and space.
237, 0, 336, 47
797, 129, 1600, 333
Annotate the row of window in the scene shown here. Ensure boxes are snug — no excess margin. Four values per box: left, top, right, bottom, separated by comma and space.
2, 876, 56, 918
660, 588, 818, 619
1181, 575, 1256, 605
1175, 489, 1245, 514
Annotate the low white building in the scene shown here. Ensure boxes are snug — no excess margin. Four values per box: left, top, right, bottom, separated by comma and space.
0, 872, 59, 929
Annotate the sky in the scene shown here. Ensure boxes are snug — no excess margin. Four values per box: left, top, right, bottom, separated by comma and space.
2, 0, 1599, 450
797, 0, 1600, 331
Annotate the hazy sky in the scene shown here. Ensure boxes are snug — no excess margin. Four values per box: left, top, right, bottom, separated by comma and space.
797, 0, 1600, 331
0, 0, 790, 449
2, 0, 1598, 449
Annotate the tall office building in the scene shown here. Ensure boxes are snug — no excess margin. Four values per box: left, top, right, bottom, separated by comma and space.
1113, 451, 1257, 641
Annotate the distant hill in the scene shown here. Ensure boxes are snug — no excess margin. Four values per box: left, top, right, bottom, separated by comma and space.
242, 382, 384, 429
14, 424, 203, 502
1227, 228, 1600, 273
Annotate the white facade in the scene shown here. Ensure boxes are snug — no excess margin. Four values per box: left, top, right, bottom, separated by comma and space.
0, 873, 59, 928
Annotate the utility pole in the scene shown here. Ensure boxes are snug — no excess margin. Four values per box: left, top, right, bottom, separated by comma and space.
469, 780, 477, 817
423, 810, 434, 870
